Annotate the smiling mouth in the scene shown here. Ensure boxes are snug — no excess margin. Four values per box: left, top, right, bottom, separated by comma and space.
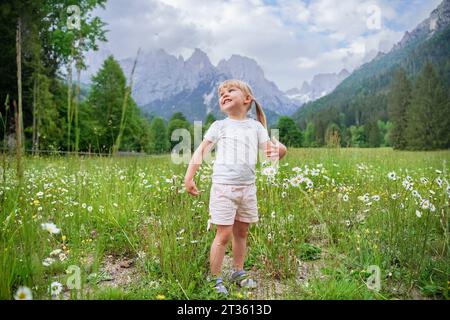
222, 99, 232, 105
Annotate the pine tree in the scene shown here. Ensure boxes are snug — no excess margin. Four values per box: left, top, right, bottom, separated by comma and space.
405, 62, 450, 150
388, 68, 411, 149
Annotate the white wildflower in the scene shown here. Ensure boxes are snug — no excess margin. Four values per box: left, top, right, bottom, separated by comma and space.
14, 286, 33, 300
41, 222, 60, 234
420, 199, 430, 210
49, 282, 63, 296
387, 172, 397, 180
42, 257, 55, 267
50, 249, 62, 256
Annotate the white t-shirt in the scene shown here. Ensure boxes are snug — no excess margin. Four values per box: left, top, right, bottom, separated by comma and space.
204, 117, 270, 185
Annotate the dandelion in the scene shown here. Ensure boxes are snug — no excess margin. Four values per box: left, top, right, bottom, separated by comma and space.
387, 172, 397, 180
343, 194, 349, 202
415, 210, 422, 218
14, 286, 33, 300
49, 282, 63, 296
41, 222, 60, 234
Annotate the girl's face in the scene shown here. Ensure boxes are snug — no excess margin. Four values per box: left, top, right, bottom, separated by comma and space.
218, 86, 252, 114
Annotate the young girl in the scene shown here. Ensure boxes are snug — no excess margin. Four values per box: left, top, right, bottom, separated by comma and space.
184, 79, 287, 295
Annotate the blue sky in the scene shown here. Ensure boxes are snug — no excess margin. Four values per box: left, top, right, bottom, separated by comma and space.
87, 0, 442, 90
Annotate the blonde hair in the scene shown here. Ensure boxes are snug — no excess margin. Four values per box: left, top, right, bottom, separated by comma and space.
218, 79, 267, 129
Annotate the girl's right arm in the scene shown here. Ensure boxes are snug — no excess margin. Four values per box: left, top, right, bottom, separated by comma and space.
184, 139, 214, 196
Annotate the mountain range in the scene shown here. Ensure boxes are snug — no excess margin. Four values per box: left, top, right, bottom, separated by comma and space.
285, 69, 350, 105
118, 49, 300, 125
292, 0, 450, 127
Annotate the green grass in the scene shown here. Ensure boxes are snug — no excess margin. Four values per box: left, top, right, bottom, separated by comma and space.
0, 148, 448, 300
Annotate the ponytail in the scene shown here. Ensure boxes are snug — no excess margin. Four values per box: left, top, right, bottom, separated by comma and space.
253, 100, 267, 129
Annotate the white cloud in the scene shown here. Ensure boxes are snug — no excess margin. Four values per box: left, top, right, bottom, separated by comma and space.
88, 0, 438, 90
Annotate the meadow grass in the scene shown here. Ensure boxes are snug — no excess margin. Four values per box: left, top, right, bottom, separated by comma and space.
0, 148, 448, 300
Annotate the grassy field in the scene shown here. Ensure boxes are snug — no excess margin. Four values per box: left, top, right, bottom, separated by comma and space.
0, 148, 448, 300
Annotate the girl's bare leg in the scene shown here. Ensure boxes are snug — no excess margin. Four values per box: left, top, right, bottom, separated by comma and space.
210, 225, 233, 276
232, 220, 250, 271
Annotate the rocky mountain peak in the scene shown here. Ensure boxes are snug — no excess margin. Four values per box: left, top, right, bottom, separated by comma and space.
392, 0, 450, 51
